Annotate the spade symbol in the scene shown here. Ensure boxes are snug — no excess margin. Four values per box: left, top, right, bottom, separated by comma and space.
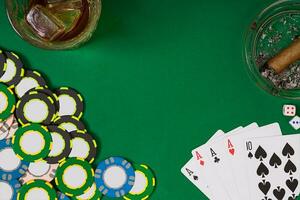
284, 160, 297, 175
273, 186, 286, 200
288, 194, 296, 200
269, 153, 282, 168
286, 177, 298, 192
248, 152, 254, 159
258, 180, 271, 195
257, 163, 269, 178
214, 157, 220, 163
255, 146, 267, 161
193, 175, 198, 181
282, 143, 295, 158
262, 197, 272, 200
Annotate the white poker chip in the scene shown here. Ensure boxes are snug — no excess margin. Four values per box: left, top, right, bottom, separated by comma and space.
19, 160, 58, 184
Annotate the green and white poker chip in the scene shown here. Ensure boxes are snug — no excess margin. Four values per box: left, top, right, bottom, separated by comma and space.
12, 124, 52, 162
16, 90, 56, 125
17, 180, 57, 200
0, 83, 16, 122
124, 164, 156, 200
55, 158, 94, 197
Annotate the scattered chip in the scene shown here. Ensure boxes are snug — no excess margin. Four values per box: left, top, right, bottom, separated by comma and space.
69, 130, 97, 163
95, 156, 135, 198
124, 164, 156, 200
19, 160, 58, 184
55, 158, 94, 197
54, 115, 86, 132
0, 51, 24, 88
17, 180, 57, 200
56, 87, 84, 119
73, 182, 102, 200
0, 50, 6, 77
45, 125, 72, 164
0, 83, 16, 122
14, 70, 47, 98
12, 124, 52, 162
0, 178, 21, 200
0, 114, 14, 140
16, 90, 56, 125
0, 139, 29, 179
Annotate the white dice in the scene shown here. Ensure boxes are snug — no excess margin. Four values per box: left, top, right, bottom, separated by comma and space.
289, 116, 300, 130
283, 105, 296, 116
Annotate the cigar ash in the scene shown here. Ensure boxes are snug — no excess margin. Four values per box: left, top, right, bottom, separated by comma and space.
255, 12, 300, 89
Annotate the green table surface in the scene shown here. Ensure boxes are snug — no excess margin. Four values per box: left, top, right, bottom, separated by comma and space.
1, 0, 300, 199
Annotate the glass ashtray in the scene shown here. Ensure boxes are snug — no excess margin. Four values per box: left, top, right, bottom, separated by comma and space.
6, 0, 101, 50
244, 0, 300, 99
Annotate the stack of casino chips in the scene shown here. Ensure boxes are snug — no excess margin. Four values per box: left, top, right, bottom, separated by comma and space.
0, 49, 156, 200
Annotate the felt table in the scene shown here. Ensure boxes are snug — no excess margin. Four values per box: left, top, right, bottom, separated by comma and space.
0, 0, 298, 199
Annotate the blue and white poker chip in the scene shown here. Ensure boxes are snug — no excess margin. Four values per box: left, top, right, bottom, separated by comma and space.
0, 139, 29, 179
0, 177, 21, 200
95, 156, 135, 198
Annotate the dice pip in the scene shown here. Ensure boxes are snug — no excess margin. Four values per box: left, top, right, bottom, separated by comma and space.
283, 105, 296, 116
289, 116, 300, 130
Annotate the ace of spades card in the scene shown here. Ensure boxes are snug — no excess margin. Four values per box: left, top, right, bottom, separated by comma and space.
243, 134, 300, 200
181, 131, 224, 199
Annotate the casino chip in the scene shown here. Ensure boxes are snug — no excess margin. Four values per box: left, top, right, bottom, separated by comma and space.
0, 50, 6, 77
0, 51, 24, 88
55, 158, 94, 197
19, 160, 58, 184
29, 86, 60, 112
54, 116, 86, 133
0, 83, 16, 122
73, 182, 102, 200
17, 180, 57, 200
95, 157, 135, 198
0, 114, 14, 140
56, 87, 84, 119
0, 178, 21, 200
0, 139, 29, 179
16, 90, 56, 125
124, 164, 156, 200
45, 125, 72, 164
12, 124, 52, 162
69, 131, 97, 163
57, 192, 70, 200
14, 70, 47, 98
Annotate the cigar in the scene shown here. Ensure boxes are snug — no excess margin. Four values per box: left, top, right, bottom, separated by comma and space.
267, 37, 300, 74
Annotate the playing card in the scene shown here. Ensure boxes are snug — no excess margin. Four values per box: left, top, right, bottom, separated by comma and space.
243, 134, 300, 200
230, 123, 282, 200
181, 131, 224, 199
196, 123, 258, 200
191, 126, 243, 200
